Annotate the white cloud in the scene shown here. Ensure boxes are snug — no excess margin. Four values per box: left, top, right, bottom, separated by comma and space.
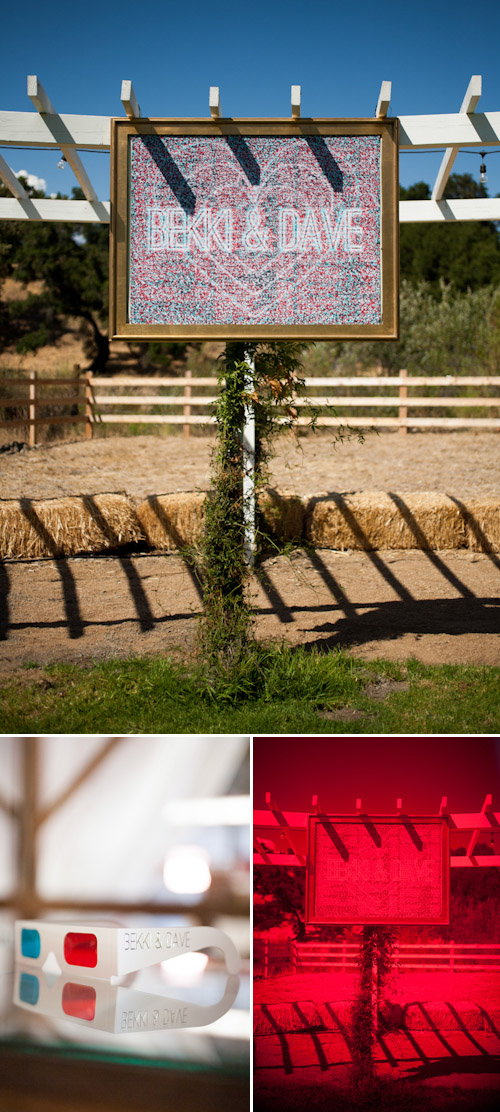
15, 170, 46, 193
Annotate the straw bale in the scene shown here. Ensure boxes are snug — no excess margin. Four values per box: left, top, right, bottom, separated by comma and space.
305, 491, 468, 551
0, 494, 144, 559
254, 1000, 325, 1035
258, 489, 305, 543
136, 492, 206, 551
317, 1001, 352, 1031
403, 1001, 484, 1032
137, 489, 305, 550
452, 497, 500, 553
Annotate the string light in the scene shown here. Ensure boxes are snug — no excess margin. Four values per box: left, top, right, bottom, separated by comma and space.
57, 155, 67, 170
479, 152, 488, 184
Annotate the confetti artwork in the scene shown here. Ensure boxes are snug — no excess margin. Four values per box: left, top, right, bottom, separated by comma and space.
129, 134, 382, 327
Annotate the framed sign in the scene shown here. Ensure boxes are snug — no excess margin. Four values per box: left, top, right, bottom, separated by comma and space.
306, 815, 449, 926
110, 118, 399, 340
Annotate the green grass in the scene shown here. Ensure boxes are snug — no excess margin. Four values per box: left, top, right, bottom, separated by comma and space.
1, 644, 499, 734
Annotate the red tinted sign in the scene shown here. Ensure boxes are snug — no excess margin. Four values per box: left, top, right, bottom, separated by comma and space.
306, 815, 449, 925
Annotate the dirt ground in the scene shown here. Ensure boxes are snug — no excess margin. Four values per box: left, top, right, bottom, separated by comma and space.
1, 547, 499, 674
1, 431, 499, 671
254, 971, 500, 1008
254, 971, 500, 1106
1, 430, 499, 501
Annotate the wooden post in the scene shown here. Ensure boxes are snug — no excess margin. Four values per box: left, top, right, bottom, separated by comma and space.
342, 938, 347, 972
399, 368, 408, 435
264, 936, 268, 979
29, 370, 37, 448
18, 737, 39, 917
183, 368, 192, 438
85, 370, 93, 439
450, 939, 455, 972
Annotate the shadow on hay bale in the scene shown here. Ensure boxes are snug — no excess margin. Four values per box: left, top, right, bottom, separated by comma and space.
135, 490, 306, 552
0, 494, 145, 559
305, 491, 500, 552
1, 491, 499, 560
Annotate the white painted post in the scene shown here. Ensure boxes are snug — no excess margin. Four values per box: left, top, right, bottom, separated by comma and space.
243, 349, 256, 565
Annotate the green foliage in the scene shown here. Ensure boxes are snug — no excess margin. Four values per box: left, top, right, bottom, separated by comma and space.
254, 867, 307, 938
198, 340, 309, 673
304, 279, 500, 377
400, 174, 500, 293
0, 180, 110, 369
350, 926, 396, 1090
1, 649, 500, 734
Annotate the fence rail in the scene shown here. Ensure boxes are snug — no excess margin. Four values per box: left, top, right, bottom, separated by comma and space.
2, 369, 500, 445
254, 938, 500, 978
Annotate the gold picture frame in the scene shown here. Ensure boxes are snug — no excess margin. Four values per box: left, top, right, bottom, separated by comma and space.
110, 117, 399, 341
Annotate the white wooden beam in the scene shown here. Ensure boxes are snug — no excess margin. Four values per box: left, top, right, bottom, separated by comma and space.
27, 75, 98, 202
0, 109, 499, 153
120, 80, 141, 119
0, 152, 29, 199
432, 75, 482, 202
209, 87, 221, 119
0, 197, 110, 222
399, 110, 500, 149
291, 85, 301, 120
376, 80, 391, 118
400, 197, 500, 222
27, 74, 55, 115
0, 110, 111, 149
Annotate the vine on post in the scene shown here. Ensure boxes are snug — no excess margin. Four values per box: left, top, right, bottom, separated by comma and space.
198, 339, 307, 676
198, 339, 366, 684
350, 925, 396, 1092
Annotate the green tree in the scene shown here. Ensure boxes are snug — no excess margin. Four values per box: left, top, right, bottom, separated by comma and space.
400, 173, 500, 292
254, 865, 307, 938
0, 180, 110, 369
0, 179, 188, 372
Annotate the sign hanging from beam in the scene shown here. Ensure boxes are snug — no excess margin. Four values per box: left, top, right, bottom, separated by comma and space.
109, 117, 399, 341
306, 814, 450, 925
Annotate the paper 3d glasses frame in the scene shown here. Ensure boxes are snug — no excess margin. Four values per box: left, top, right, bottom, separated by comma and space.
15, 920, 240, 980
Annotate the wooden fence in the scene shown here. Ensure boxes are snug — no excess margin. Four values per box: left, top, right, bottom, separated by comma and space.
2, 369, 500, 444
254, 937, 500, 978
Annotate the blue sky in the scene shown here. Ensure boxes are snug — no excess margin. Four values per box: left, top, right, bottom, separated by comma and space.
1, 0, 500, 202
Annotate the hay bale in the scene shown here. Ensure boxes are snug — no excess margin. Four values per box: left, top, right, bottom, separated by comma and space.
258, 489, 305, 544
137, 489, 305, 551
318, 1001, 352, 1032
403, 1001, 483, 1031
0, 494, 144, 559
305, 491, 468, 551
136, 492, 206, 551
451, 497, 500, 553
253, 1000, 325, 1035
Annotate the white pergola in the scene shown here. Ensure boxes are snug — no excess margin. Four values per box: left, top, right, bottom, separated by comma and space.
0, 75, 499, 225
